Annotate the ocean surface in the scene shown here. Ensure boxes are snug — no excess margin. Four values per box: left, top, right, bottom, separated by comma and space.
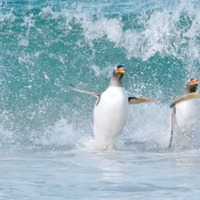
0, 0, 200, 199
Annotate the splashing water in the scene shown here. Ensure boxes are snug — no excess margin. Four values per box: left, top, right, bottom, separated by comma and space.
1, 1, 200, 200
1, 0, 200, 150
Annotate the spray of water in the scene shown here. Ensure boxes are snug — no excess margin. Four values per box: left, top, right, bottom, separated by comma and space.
1, 0, 200, 151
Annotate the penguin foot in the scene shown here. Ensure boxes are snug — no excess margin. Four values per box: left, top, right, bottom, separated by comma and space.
102, 144, 115, 151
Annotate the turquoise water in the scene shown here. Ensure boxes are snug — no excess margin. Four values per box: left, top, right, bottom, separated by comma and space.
0, 0, 200, 199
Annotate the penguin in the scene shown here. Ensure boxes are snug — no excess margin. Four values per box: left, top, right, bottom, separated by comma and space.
69, 65, 154, 150
169, 78, 200, 148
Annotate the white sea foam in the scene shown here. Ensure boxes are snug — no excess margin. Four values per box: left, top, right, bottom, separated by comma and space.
75, 0, 200, 67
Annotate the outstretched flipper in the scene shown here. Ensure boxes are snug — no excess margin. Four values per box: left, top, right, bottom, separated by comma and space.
170, 92, 200, 107
169, 106, 176, 148
69, 84, 100, 97
128, 97, 155, 104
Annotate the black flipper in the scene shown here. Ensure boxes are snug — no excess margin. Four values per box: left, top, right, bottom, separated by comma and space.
128, 97, 155, 104
169, 105, 176, 148
69, 84, 100, 97
170, 92, 200, 107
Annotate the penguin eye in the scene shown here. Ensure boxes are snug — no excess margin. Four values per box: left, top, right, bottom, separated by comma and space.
116, 65, 124, 69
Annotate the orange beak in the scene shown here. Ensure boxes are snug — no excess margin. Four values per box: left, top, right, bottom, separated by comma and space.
116, 68, 126, 74
190, 79, 199, 85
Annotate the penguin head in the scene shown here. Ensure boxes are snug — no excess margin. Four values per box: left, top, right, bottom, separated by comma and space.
185, 78, 199, 93
109, 65, 126, 87
113, 65, 126, 80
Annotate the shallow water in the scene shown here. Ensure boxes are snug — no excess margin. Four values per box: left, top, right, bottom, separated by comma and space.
0, 147, 200, 200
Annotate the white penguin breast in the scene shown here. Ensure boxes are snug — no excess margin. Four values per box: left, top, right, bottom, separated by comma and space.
175, 98, 200, 130
93, 86, 129, 143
